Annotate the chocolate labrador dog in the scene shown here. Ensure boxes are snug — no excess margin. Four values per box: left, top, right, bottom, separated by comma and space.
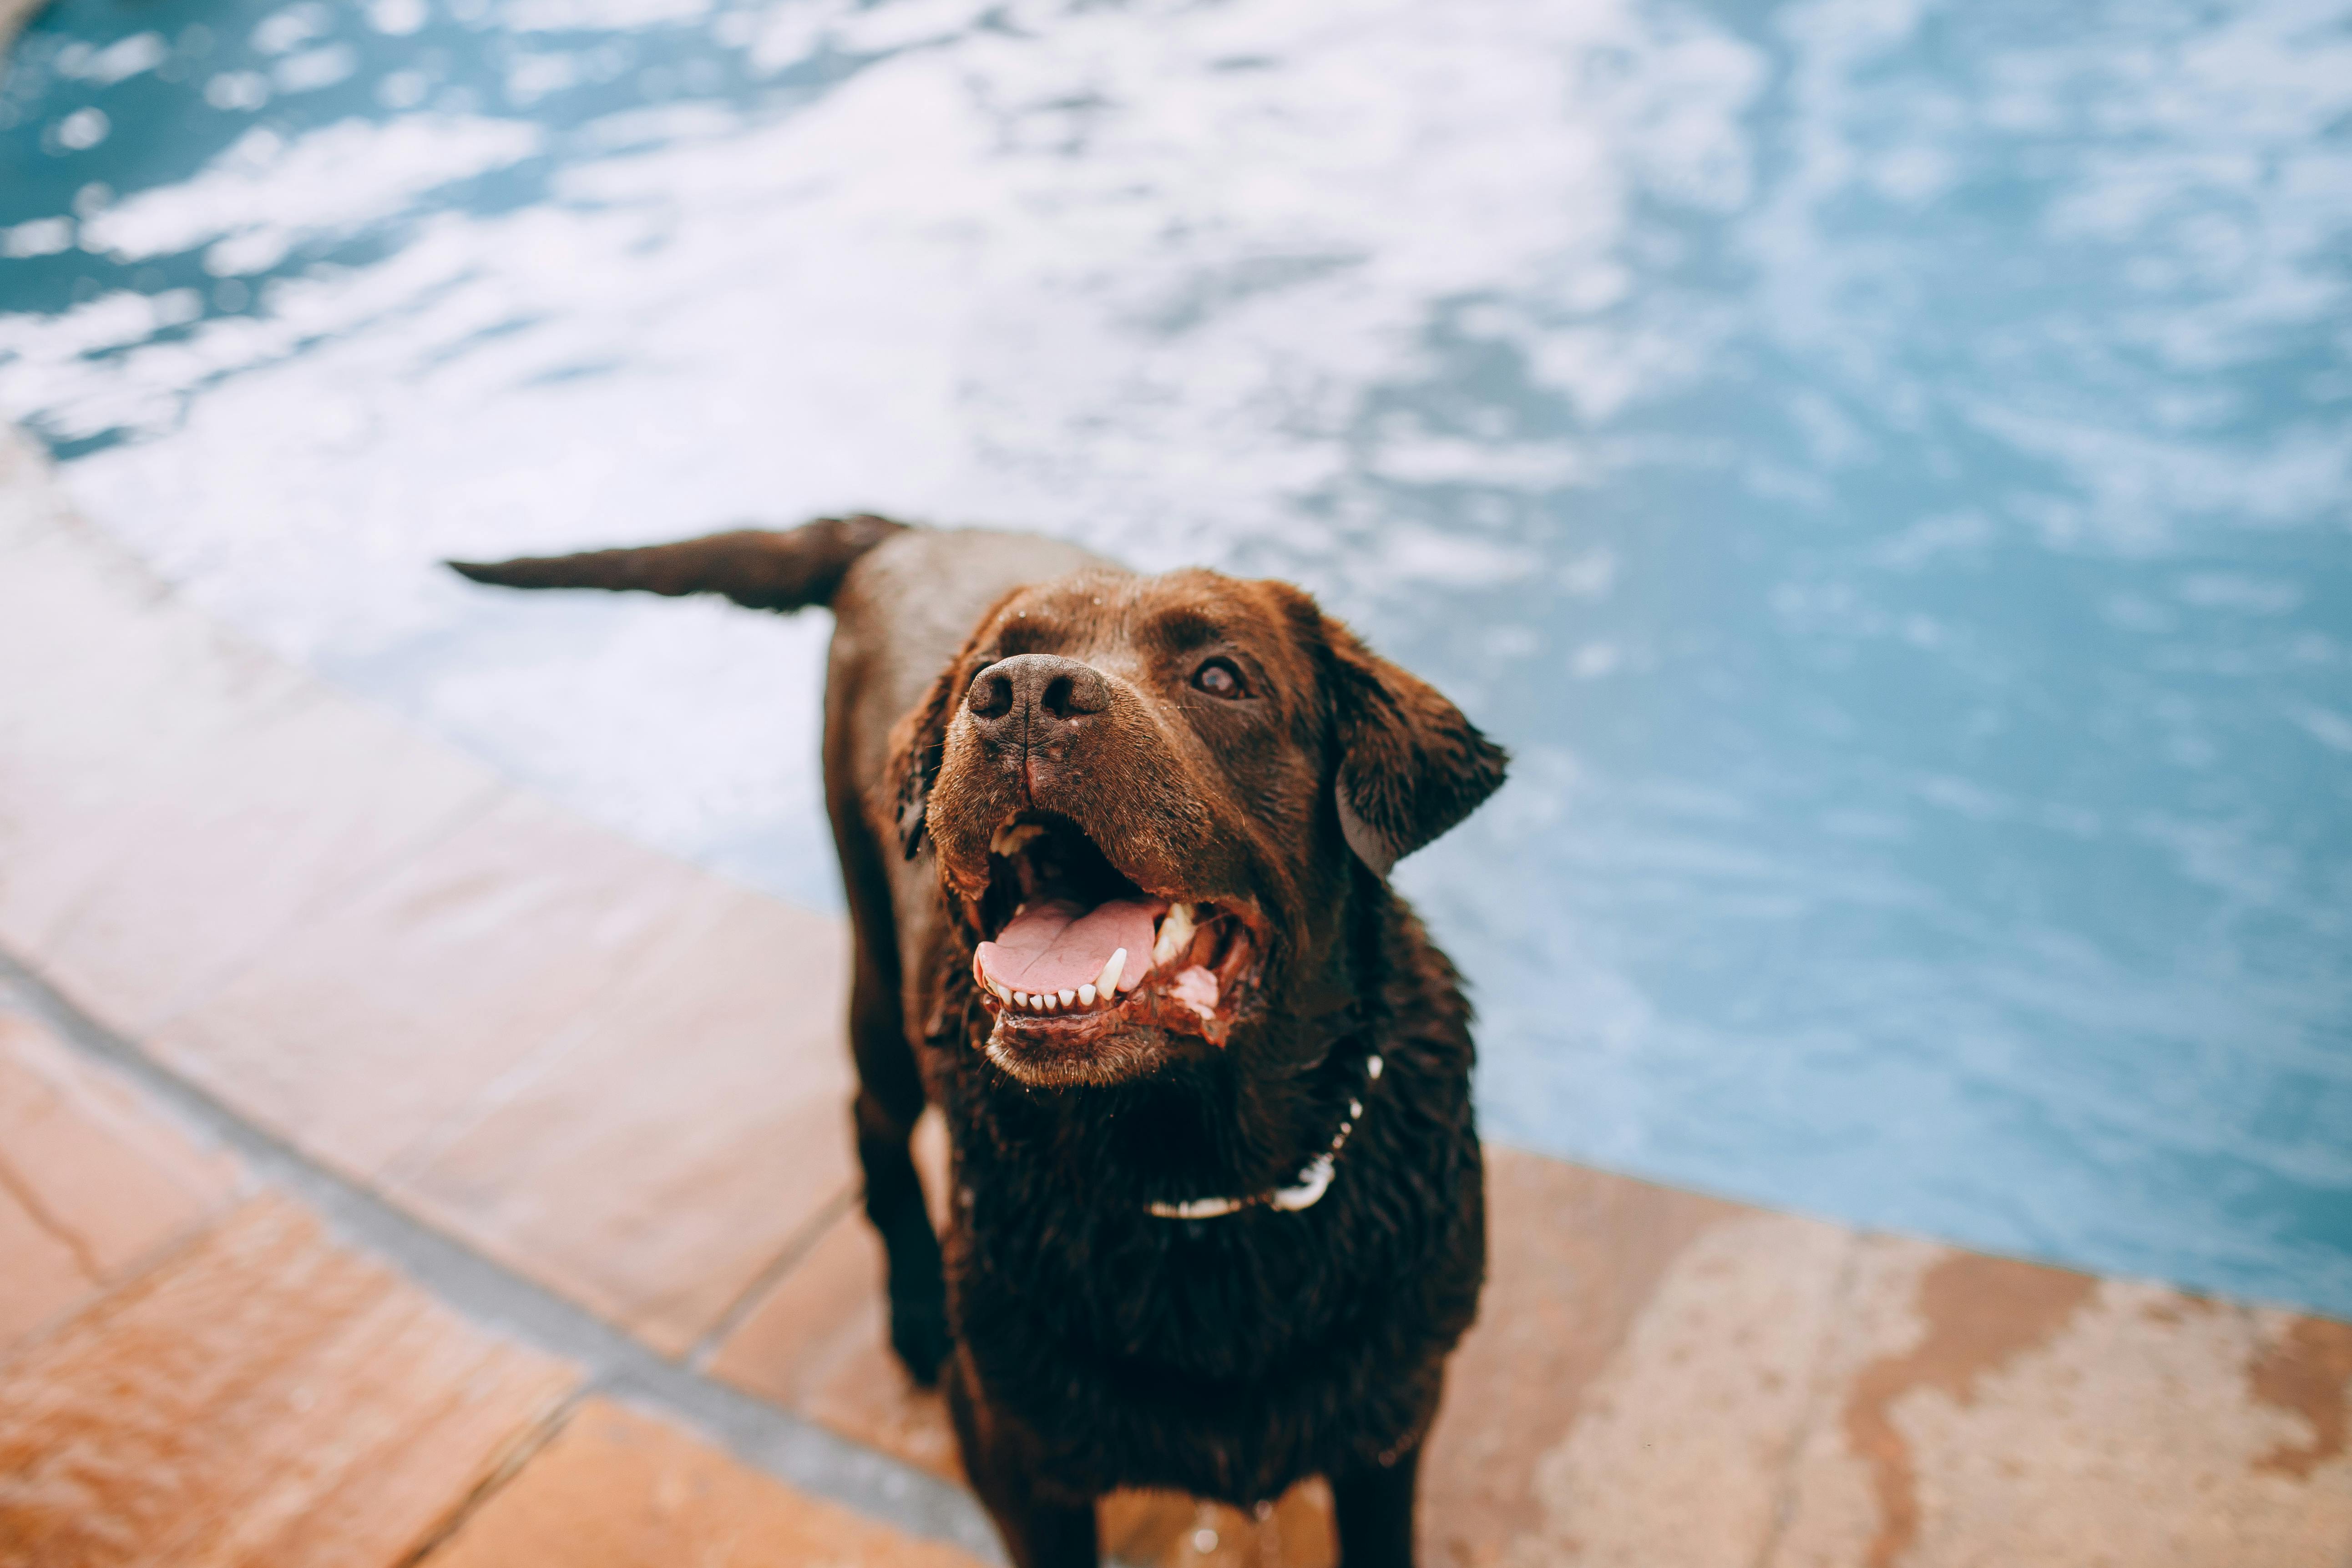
450, 516, 1506, 1568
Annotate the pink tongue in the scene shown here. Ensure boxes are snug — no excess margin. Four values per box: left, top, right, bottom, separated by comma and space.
976, 897, 1164, 996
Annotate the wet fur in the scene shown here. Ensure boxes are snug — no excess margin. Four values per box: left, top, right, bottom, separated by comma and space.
449, 520, 1507, 1568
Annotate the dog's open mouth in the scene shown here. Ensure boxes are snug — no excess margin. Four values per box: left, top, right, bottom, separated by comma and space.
969, 815, 1254, 1047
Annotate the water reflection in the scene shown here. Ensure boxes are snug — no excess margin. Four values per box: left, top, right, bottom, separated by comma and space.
2, 0, 2348, 1312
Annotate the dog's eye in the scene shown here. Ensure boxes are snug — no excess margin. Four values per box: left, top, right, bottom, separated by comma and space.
1192, 658, 1246, 698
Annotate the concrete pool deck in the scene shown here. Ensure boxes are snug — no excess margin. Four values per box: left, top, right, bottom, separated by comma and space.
0, 421, 2347, 1567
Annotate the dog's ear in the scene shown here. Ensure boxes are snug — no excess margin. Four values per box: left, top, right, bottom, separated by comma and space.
883, 656, 966, 860
881, 591, 1022, 860
1309, 607, 1508, 878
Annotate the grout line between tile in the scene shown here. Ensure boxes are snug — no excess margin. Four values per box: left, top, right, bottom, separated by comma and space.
0, 1142, 105, 1280
0, 942, 1007, 1566
392, 1386, 587, 1568
0, 1191, 228, 1381
688, 1181, 860, 1373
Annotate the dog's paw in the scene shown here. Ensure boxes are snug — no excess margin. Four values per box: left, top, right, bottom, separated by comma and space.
889, 1298, 951, 1387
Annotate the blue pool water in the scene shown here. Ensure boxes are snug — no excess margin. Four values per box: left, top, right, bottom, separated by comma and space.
4, 0, 2349, 1314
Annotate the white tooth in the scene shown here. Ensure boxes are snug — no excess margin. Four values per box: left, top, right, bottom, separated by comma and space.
991, 821, 1045, 856
1041, 992, 1059, 1012
992, 982, 1012, 1004
1152, 902, 1196, 970
1057, 989, 1076, 1007
1078, 983, 1096, 1006
1012, 991, 1029, 1008
1096, 947, 1127, 996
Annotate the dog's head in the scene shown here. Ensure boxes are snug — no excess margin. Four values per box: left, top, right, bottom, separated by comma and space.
887, 567, 1506, 1087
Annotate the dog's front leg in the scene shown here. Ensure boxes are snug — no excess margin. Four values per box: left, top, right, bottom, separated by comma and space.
945, 1353, 1098, 1568
1329, 1439, 1423, 1568
836, 867, 949, 1381
851, 1078, 948, 1381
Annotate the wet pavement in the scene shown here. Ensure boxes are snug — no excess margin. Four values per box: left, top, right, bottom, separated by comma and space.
3, 426, 2347, 1564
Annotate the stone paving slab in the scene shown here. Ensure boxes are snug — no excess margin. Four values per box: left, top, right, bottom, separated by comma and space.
0, 1192, 578, 1568
0, 487, 496, 1042
1770, 1238, 2352, 1568
0, 428, 852, 1354
0, 1001, 990, 1568
384, 872, 854, 1357
0, 1006, 240, 1356
146, 786, 723, 1176
420, 1398, 987, 1568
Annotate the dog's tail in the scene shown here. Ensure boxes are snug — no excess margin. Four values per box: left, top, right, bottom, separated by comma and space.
446, 513, 910, 613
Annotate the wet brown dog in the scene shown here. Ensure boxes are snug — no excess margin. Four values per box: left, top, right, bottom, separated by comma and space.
451, 517, 1507, 1568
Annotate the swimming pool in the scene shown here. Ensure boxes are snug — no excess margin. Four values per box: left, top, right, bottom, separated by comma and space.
4, 0, 2348, 1315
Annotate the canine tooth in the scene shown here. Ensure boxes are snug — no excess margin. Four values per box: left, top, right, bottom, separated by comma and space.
1151, 902, 1196, 970
1095, 947, 1127, 996
1057, 989, 1076, 1007
991, 821, 1045, 856
1078, 983, 1096, 1006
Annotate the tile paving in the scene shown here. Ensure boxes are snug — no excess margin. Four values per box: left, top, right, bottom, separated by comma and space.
0, 997, 988, 1568
419, 1399, 982, 1568
384, 872, 855, 1356
0, 503, 495, 1043
0, 1009, 239, 1351
0, 1193, 576, 1568
1, 423, 2347, 1565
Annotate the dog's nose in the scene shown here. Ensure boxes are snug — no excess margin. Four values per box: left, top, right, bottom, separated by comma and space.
966, 654, 1111, 737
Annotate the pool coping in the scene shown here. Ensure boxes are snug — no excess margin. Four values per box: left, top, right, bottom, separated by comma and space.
3, 396, 2348, 1561
0, 939, 1009, 1561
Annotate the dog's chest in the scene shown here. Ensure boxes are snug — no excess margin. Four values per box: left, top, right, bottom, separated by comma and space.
955, 1171, 1348, 1367
943, 1115, 1480, 1501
